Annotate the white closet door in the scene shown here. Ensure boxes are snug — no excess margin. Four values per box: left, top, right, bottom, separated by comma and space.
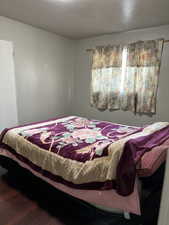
0, 40, 18, 132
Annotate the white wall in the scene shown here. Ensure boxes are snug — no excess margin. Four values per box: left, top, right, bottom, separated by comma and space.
72, 25, 169, 126
0, 16, 75, 124
1, 16, 169, 127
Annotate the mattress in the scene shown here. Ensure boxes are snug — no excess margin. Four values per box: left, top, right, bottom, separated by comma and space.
137, 137, 169, 176
0, 147, 141, 215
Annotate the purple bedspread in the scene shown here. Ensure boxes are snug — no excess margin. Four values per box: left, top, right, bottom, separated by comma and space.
1, 116, 169, 196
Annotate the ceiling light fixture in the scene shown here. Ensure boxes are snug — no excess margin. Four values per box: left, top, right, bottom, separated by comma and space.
45, 0, 74, 3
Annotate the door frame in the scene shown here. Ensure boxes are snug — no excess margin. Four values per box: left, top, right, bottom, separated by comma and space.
158, 151, 169, 225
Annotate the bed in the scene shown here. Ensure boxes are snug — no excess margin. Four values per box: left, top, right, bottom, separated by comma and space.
0, 115, 168, 218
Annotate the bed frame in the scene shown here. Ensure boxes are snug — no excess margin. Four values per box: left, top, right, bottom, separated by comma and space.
0, 155, 165, 224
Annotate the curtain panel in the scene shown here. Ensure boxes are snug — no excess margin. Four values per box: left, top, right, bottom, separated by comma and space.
122, 39, 164, 113
90, 39, 164, 114
90, 45, 123, 110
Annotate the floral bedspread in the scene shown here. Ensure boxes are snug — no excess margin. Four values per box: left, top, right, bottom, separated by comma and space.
18, 116, 140, 162
1, 116, 169, 196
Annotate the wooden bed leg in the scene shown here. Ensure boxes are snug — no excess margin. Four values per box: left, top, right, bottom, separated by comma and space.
124, 212, 130, 220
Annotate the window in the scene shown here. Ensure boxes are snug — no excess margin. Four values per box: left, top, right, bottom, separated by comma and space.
90, 39, 164, 114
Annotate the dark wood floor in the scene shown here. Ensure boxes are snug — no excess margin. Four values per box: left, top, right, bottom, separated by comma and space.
0, 172, 141, 225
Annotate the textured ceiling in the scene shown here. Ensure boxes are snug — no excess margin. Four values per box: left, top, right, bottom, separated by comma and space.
0, 0, 169, 39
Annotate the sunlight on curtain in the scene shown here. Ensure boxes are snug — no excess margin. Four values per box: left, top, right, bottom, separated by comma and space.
120, 47, 128, 97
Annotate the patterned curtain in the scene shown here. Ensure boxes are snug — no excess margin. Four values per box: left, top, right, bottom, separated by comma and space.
121, 39, 164, 113
90, 39, 164, 114
90, 45, 123, 110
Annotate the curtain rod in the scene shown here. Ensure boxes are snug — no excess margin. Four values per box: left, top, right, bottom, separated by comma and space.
86, 39, 169, 52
